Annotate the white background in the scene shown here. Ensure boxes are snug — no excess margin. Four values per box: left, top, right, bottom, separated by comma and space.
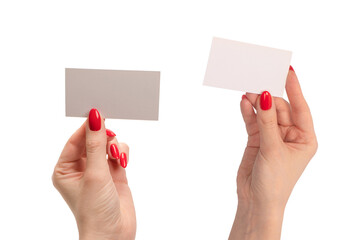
0, 0, 359, 239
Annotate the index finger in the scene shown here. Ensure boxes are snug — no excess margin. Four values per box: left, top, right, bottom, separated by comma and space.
286, 67, 314, 133
58, 121, 86, 162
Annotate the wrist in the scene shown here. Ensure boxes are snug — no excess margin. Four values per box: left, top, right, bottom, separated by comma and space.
78, 225, 121, 240
79, 232, 118, 240
229, 202, 285, 240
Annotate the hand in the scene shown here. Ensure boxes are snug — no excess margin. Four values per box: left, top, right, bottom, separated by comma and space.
52, 109, 136, 240
229, 67, 318, 239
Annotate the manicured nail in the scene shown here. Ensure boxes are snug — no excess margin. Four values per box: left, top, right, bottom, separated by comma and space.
242, 94, 247, 100
106, 129, 116, 137
89, 108, 101, 131
260, 91, 272, 110
120, 152, 127, 168
110, 144, 120, 160
289, 65, 294, 72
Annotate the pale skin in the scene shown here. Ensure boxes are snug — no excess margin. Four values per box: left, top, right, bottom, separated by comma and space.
229, 68, 318, 239
53, 68, 316, 240
52, 116, 136, 240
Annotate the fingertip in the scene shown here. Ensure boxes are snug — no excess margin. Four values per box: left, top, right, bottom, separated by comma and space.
109, 143, 120, 160
259, 91, 272, 111
106, 129, 116, 137
120, 152, 127, 168
88, 108, 102, 131
289, 65, 295, 72
118, 143, 130, 166
286, 66, 299, 88
245, 92, 258, 107
255, 91, 278, 124
240, 95, 253, 113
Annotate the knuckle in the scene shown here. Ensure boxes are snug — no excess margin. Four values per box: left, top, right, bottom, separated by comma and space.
86, 139, 103, 153
52, 174, 58, 188
52, 172, 61, 190
259, 116, 277, 129
119, 142, 129, 152
310, 137, 319, 155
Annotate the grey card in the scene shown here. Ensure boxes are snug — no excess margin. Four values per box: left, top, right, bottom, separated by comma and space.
65, 68, 160, 120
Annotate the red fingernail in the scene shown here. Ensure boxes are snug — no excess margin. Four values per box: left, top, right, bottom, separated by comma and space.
260, 91, 272, 110
110, 144, 120, 160
120, 152, 127, 168
289, 65, 294, 72
106, 129, 116, 137
242, 94, 247, 100
89, 108, 101, 131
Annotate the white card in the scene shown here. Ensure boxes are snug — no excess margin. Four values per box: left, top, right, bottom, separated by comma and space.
203, 37, 292, 97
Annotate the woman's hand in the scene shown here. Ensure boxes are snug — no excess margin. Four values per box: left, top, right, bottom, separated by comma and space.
229, 67, 318, 239
52, 108, 136, 240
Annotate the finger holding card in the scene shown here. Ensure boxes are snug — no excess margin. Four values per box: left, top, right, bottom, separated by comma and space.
240, 95, 258, 137
286, 68, 315, 134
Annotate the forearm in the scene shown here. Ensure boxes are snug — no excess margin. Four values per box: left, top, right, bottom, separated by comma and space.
229, 203, 285, 240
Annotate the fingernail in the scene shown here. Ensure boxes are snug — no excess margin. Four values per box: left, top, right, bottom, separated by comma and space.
89, 108, 101, 131
120, 152, 127, 168
242, 94, 247, 100
260, 91, 272, 110
289, 65, 295, 72
110, 144, 120, 160
106, 129, 116, 137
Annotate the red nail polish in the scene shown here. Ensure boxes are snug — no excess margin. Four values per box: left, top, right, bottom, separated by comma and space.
106, 129, 116, 137
120, 152, 127, 168
289, 65, 294, 72
110, 144, 120, 160
89, 108, 101, 131
260, 91, 272, 110
242, 94, 247, 100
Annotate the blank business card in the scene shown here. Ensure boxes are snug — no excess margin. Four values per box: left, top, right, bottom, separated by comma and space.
203, 37, 292, 97
65, 68, 160, 120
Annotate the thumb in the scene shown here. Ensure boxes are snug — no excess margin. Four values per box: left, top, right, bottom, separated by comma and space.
255, 91, 282, 150
85, 108, 108, 173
